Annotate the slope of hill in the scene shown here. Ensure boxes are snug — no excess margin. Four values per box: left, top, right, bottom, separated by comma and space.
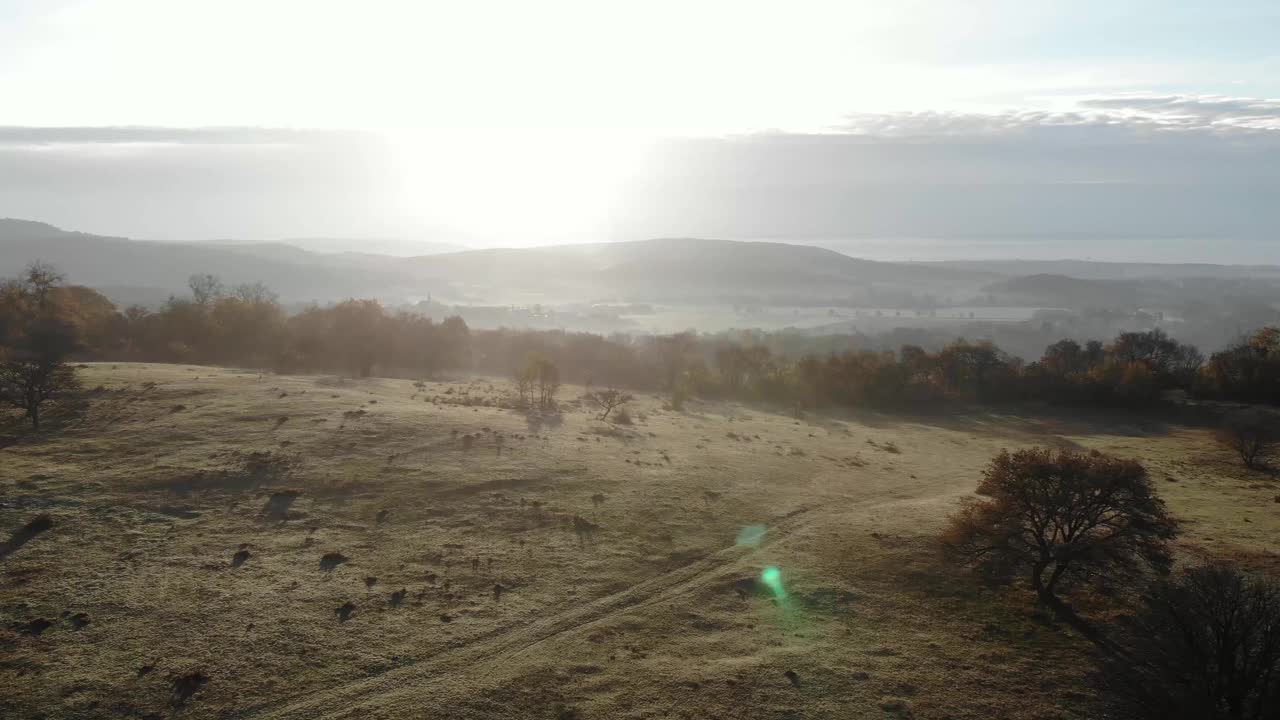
0, 219, 419, 302
1, 364, 1270, 718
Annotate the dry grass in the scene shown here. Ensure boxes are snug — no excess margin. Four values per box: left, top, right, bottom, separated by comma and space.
1, 362, 1276, 719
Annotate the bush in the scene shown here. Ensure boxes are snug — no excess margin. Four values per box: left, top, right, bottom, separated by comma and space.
1215, 409, 1279, 469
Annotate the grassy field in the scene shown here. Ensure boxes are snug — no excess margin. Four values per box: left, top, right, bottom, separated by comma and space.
2, 363, 1276, 719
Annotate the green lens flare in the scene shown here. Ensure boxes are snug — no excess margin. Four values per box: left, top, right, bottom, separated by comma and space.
761, 566, 786, 599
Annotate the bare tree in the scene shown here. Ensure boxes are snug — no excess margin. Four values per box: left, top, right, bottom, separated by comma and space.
532, 357, 560, 410
1215, 410, 1278, 470
20, 261, 65, 306
188, 274, 224, 306
233, 281, 278, 304
585, 386, 633, 421
513, 366, 534, 407
1098, 565, 1280, 720
942, 448, 1177, 641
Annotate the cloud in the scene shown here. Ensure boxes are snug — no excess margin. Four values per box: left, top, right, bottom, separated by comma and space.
0, 126, 357, 147
840, 95, 1280, 138
1078, 94, 1280, 130
839, 110, 1111, 138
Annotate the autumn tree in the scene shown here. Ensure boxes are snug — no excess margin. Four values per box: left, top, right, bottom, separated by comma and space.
1098, 565, 1280, 720
942, 448, 1177, 638
1202, 327, 1280, 406
209, 291, 285, 366
934, 339, 1016, 401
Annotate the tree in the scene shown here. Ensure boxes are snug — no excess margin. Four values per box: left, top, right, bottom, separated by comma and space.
942, 448, 1177, 637
531, 356, 560, 409
513, 366, 534, 407
436, 316, 471, 371
1215, 410, 1278, 470
1040, 338, 1104, 377
0, 277, 82, 430
934, 339, 1016, 401
209, 292, 285, 366
715, 344, 747, 393
1202, 328, 1280, 406
327, 299, 385, 377
1, 264, 81, 424
1108, 328, 1203, 387
585, 386, 632, 420
1098, 565, 1280, 720
653, 332, 696, 393
233, 281, 278, 304
188, 274, 224, 306
19, 261, 65, 306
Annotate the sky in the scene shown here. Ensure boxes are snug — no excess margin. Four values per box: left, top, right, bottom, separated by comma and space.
1, 0, 1279, 261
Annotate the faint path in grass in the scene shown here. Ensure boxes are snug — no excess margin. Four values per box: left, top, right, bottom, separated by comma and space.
249, 506, 815, 720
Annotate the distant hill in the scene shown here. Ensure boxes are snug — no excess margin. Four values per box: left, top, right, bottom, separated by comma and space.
921, 258, 1280, 281
0, 219, 416, 302
404, 238, 999, 303
279, 237, 468, 256
0, 219, 998, 305
3, 219, 1276, 313
201, 237, 466, 259
982, 273, 1146, 309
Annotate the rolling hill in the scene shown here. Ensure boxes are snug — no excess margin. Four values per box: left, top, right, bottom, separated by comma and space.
3, 218, 1277, 313
0, 219, 416, 303
0, 219, 996, 305
398, 238, 999, 303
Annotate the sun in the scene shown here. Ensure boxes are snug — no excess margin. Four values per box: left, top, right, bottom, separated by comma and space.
387, 129, 654, 246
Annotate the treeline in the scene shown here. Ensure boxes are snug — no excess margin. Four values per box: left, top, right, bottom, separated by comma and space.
3, 267, 1279, 412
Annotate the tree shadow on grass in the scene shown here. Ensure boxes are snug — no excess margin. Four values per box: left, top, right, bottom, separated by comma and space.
525, 411, 563, 434
0, 514, 53, 563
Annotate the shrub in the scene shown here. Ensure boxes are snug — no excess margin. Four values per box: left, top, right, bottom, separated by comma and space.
1215, 409, 1278, 470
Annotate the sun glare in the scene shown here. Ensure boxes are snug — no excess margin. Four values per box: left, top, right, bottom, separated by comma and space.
389, 129, 654, 245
